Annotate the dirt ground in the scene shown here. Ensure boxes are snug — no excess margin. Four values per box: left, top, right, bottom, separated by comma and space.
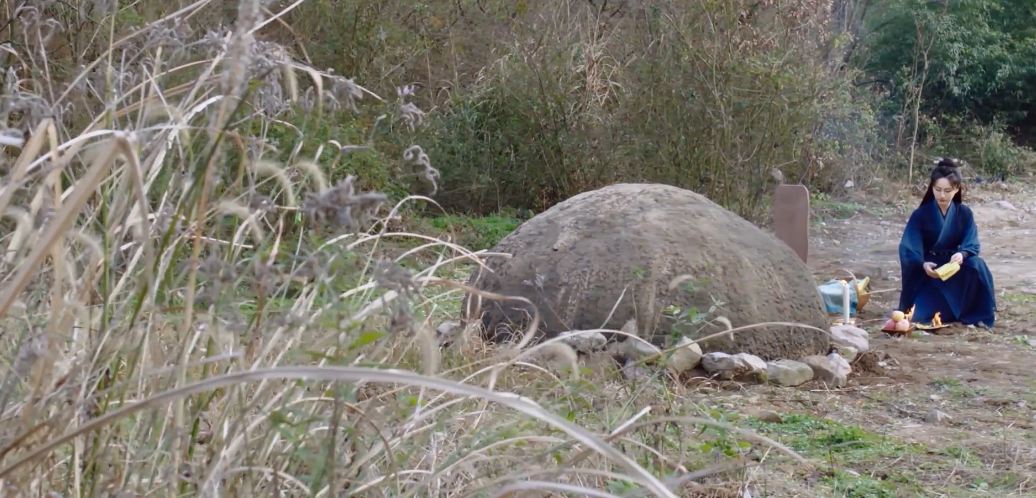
705, 178, 1036, 497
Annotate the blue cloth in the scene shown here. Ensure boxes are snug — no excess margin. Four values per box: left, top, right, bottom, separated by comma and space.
898, 200, 996, 326
818, 279, 860, 316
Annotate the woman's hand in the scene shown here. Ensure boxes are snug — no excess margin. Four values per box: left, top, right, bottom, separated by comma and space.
950, 252, 965, 265
923, 262, 940, 279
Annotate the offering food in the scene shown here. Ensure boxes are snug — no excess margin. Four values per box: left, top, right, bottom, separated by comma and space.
883, 309, 912, 335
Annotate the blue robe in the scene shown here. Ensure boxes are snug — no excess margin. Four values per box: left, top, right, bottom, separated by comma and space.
898, 200, 996, 326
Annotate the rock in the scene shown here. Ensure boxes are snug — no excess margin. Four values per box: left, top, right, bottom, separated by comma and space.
829, 324, 870, 352
436, 320, 462, 345
701, 352, 734, 374
605, 320, 660, 361
802, 354, 849, 387
606, 335, 661, 364
558, 330, 607, 353
745, 408, 784, 423
606, 341, 627, 360
829, 352, 852, 380
667, 336, 703, 373
702, 352, 767, 380
835, 345, 859, 362
738, 353, 768, 373
621, 360, 651, 381
766, 359, 814, 387
465, 183, 830, 360
925, 408, 951, 424
626, 338, 661, 359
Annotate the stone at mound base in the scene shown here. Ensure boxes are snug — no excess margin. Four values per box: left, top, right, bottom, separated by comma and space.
464, 183, 829, 360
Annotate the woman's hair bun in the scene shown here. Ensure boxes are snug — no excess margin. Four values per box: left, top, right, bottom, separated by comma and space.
935, 157, 961, 170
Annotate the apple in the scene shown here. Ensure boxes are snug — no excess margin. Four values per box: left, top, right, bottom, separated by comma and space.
894, 319, 911, 332
883, 318, 897, 330
891, 310, 905, 322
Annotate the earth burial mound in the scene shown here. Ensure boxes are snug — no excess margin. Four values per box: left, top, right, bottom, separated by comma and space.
464, 183, 830, 360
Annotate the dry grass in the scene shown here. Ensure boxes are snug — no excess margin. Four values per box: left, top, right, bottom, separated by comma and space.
0, 2, 818, 496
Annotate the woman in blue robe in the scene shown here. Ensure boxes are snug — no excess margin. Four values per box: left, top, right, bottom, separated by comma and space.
898, 159, 997, 328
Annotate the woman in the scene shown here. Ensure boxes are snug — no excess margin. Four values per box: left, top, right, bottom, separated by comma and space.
898, 159, 996, 328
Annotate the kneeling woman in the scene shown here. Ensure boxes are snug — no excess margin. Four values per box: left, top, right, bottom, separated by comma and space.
898, 159, 996, 328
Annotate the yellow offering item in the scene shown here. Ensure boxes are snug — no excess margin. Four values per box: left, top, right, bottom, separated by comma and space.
855, 276, 871, 311
935, 261, 960, 281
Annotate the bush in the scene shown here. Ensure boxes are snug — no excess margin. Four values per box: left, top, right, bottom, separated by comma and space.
923, 118, 1036, 179
419, 47, 599, 212
961, 123, 1036, 178
418, 1, 878, 220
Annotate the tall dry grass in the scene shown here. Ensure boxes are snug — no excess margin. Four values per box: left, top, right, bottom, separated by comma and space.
0, 2, 813, 496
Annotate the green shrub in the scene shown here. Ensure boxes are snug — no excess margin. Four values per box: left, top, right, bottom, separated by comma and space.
963, 123, 1036, 178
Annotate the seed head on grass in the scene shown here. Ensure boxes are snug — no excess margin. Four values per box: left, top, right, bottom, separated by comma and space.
373, 260, 415, 294
252, 160, 297, 208
301, 175, 387, 232
372, 259, 419, 335
1, 68, 58, 131
291, 160, 328, 193
326, 74, 365, 113
402, 145, 440, 195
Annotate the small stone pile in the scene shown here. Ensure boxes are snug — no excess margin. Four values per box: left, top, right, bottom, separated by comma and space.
553, 321, 871, 388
